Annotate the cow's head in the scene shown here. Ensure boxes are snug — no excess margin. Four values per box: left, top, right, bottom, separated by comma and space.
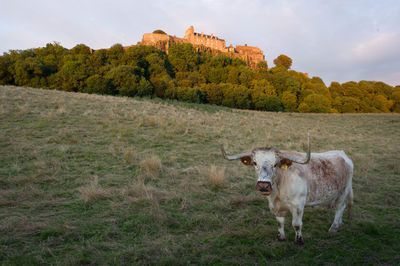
221, 134, 311, 195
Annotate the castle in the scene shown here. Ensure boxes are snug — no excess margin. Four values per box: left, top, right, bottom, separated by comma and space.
137, 26, 266, 69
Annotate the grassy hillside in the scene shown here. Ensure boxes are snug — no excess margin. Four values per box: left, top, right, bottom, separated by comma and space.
1, 85, 399, 264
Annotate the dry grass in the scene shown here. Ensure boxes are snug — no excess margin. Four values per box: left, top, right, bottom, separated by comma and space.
201, 165, 227, 187
139, 155, 162, 179
123, 147, 138, 166
78, 176, 111, 204
1, 85, 399, 265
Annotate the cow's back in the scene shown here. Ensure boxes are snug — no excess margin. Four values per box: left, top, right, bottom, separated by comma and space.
287, 150, 353, 206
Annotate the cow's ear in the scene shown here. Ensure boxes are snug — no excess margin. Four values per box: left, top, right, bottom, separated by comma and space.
240, 156, 254, 166
279, 157, 293, 169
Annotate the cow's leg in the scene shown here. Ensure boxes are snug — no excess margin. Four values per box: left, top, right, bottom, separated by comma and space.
276, 216, 285, 241
291, 206, 305, 245
329, 191, 348, 232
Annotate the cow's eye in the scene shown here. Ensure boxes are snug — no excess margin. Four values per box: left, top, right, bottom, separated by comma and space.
273, 163, 278, 167
253, 162, 257, 166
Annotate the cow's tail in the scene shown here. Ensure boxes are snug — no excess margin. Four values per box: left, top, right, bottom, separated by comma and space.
346, 187, 353, 220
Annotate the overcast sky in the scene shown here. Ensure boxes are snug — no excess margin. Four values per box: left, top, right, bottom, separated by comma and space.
1, 0, 399, 86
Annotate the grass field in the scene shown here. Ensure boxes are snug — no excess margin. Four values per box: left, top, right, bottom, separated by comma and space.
1, 85, 399, 264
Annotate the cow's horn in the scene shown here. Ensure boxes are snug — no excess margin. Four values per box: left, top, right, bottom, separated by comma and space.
283, 133, 311, 164
221, 145, 251, 160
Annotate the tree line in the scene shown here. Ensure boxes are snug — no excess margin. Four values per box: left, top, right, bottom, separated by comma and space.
0, 41, 399, 113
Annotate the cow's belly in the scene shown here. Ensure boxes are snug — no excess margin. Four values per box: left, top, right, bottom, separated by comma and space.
305, 184, 341, 207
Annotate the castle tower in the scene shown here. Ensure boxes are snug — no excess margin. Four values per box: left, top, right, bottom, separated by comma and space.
184, 26, 194, 40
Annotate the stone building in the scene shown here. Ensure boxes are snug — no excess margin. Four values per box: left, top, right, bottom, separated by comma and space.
184, 26, 226, 51
136, 26, 266, 69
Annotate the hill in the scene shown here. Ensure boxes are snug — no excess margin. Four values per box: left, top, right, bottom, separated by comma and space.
1, 41, 399, 113
1, 85, 399, 264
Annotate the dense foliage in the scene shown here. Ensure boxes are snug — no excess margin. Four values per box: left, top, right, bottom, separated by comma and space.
1, 42, 399, 113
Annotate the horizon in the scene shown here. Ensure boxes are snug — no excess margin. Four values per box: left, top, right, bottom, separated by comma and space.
1, 0, 399, 87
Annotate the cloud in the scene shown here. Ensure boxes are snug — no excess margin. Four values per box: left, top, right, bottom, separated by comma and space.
0, 0, 399, 86
352, 32, 400, 64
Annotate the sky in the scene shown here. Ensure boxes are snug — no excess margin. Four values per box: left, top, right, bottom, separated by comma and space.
1, 0, 399, 86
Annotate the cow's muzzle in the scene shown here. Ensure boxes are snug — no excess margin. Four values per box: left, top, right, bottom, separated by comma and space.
256, 181, 272, 195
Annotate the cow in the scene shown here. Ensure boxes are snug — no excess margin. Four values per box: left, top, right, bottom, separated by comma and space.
221, 133, 353, 245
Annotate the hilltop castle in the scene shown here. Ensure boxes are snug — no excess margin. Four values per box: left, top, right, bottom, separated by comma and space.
137, 26, 265, 69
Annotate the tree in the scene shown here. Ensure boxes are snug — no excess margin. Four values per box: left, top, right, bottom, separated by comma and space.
1, 38, 399, 114
250, 79, 275, 95
270, 70, 299, 95
329, 82, 344, 99
105, 65, 140, 96
265, 96, 283, 111
273, 54, 292, 70
0, 53, 13, 85
168, 43, 198, 72
177, 87, 203, 103
282, 91, 298, 112
137, 77, 153, 97
391, 89, 400, 112
150, 73, 173, 98
210, 54, 231, 68
238, 66, 253, 87
250, 92, 267, 110
303, 93, 331, 113
207, 66, 227, 84
373, 95, 392, 112
256, 60, 268, 71
231, 57, 246, 67
310, 76, 330, 96
153, 29, 167, 34
107, 44, 125, 66
226, 67, 240, 85
146, 52, 165, 73
249, 79, 276, 110
334, 96, 360, 113
203, 83, 224, 105
85, 74, 115, 95
298, 102, 310, 113
52, 54, 90, 91
71, 44, 91, 55
222, 85, 251, 109
254, 61, 270, 80
342, 81, 364, 98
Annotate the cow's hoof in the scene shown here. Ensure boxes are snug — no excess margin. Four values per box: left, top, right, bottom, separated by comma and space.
276, 233, 286, 241
295, 236, 304, 246
329, 225, 339, 233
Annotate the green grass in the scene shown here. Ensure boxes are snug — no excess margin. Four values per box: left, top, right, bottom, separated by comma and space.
1, 85, 399, 264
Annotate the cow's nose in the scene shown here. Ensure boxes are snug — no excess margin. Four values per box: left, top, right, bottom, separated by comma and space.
256, 181, 272, 192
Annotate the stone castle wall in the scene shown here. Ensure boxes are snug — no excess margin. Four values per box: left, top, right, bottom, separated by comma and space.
136, 26, 266, 69
141, 33, 172, 44
235, 45, 265, 68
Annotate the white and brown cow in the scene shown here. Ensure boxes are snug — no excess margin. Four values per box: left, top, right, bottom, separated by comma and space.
221, 134, 353, 245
